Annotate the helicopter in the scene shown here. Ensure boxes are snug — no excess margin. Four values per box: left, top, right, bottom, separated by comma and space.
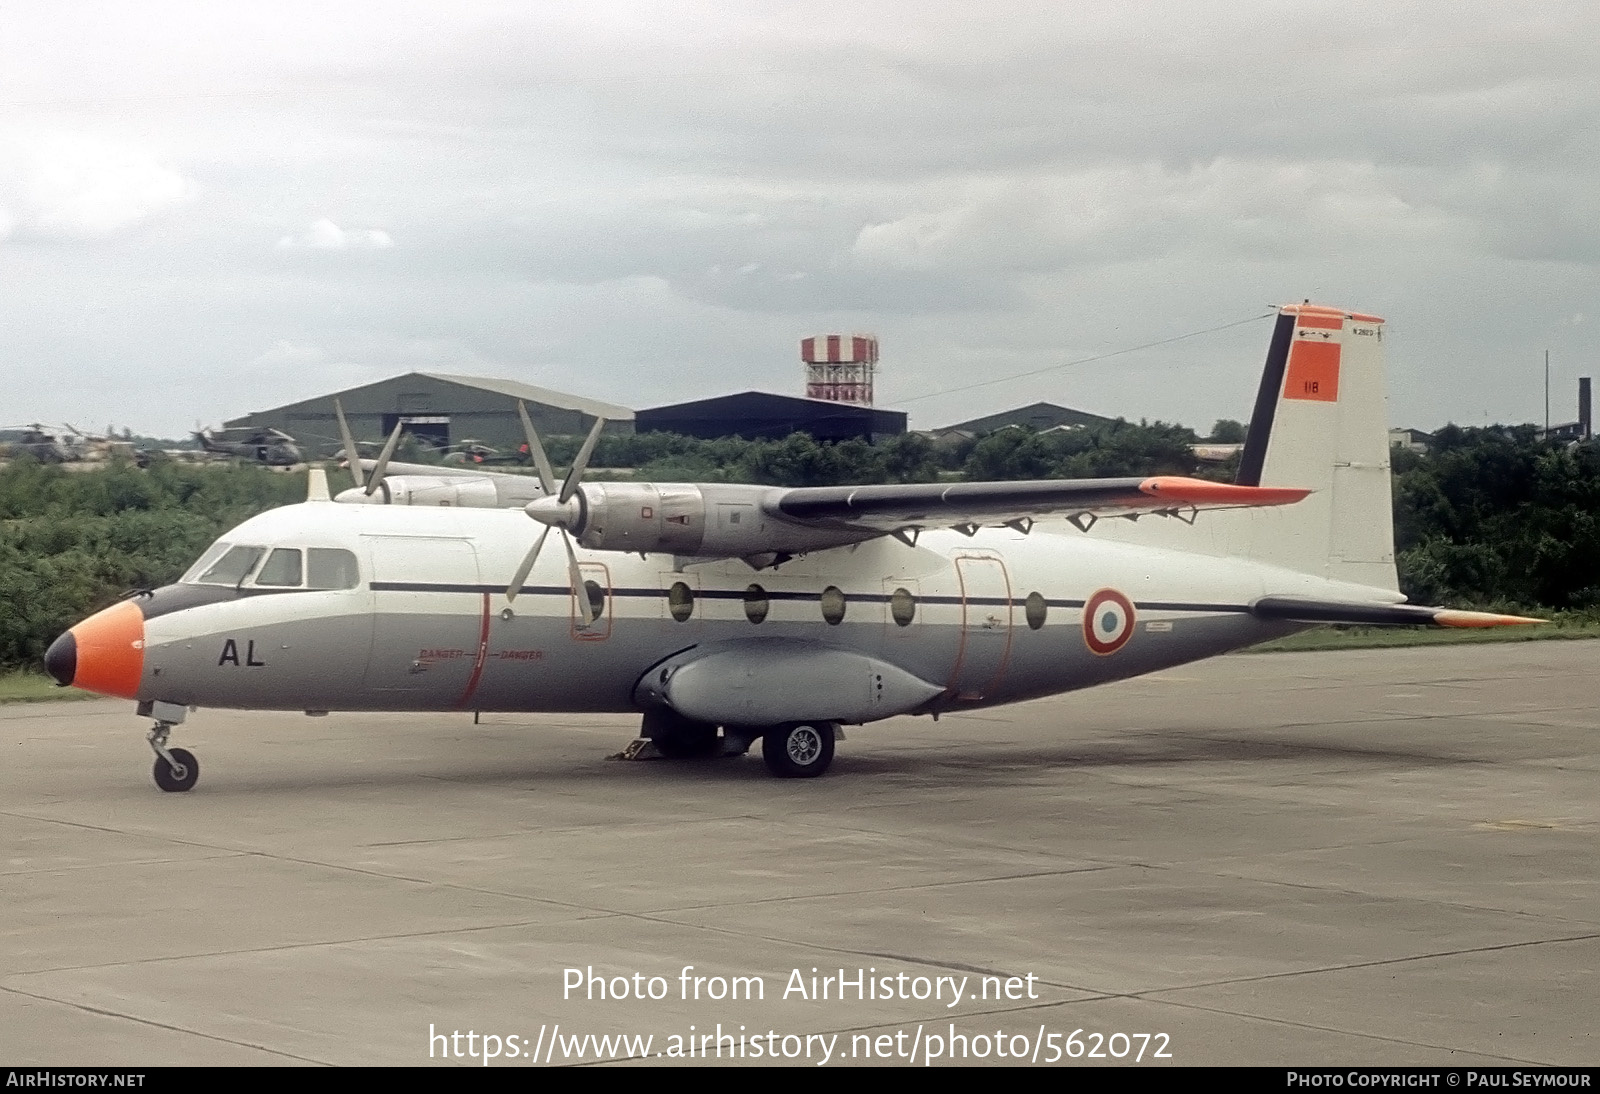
192, 426, 304, 467
438, 438, 523, 465
0, 424, 82, 463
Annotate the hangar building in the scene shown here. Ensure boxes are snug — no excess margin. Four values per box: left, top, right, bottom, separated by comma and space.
933, 401, 1116, 437
636, 391, 907, 443
225, 373, 635, 458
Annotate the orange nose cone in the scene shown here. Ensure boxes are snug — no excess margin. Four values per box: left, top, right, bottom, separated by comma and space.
69, 600, 146, 699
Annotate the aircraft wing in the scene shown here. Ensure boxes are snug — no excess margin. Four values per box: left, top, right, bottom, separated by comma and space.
530, 475, 1314, 561
770, 476, 1310, 533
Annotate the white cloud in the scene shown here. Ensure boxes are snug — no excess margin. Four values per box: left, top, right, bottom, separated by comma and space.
0, 132, 194, 240
849, 160, 1466, 276
275, 218, 395, 251
250, 340, 328, 366
2, 2, 1599, 435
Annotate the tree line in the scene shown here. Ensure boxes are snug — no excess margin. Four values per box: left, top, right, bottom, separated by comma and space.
2, 423, 1594, 670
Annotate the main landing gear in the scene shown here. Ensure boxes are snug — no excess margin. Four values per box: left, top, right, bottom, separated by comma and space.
633, 711, 838, 777
760, 722, 836, 779
142, 701, 198, 793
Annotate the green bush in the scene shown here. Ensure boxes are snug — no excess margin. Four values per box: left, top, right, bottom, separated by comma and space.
1394, 428, 1600, 610
0, 461, 303, 667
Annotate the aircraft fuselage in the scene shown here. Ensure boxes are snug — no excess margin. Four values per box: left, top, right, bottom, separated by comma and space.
72, 501, 1377, 719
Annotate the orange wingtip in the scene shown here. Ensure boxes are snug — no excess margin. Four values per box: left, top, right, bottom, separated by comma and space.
1433, 610, 1545, 628
1140, 476, 1310, 506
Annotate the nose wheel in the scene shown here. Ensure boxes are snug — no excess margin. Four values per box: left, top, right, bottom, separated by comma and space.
148, 722, 199, 793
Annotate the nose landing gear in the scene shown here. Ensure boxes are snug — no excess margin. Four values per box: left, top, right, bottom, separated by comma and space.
142, 702, 199, 792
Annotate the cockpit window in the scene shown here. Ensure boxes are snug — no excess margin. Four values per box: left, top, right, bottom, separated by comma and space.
194, 545, 266, 587
180, 542, 232, 584
184, 542, 359, 590
307, 548, 360, 590
254, 548, 303, 587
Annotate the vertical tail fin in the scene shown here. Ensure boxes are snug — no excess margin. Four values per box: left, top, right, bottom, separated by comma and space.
1234, 303, 1396, 590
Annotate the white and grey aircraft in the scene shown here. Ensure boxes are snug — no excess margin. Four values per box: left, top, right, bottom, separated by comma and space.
45, 303, 1537, 790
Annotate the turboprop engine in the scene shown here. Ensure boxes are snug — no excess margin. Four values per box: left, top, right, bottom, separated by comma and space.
334, 475, 542, 508
526, 482, 869, 557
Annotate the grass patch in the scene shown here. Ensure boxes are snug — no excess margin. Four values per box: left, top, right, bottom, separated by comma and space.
0, 671, 97, 703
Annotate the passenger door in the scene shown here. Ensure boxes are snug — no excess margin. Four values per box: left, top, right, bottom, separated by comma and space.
948, 553, 1013, 700
362, 535, 485, 699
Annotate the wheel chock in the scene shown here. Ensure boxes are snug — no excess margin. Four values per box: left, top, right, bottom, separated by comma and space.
607, 737, 664, 761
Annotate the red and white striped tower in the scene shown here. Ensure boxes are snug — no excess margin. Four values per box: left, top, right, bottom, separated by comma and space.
800, 334, 878, 404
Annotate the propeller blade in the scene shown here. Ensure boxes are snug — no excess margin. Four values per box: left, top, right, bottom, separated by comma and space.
364, 422, 405, 497
562, 529, 596, 626
516, 401, 558, 495
505, 526, 551, 603
334, 398, 364, 490
559, 416, 606, 504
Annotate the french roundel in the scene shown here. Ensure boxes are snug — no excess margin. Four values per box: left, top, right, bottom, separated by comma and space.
1082, 588, 1136, 656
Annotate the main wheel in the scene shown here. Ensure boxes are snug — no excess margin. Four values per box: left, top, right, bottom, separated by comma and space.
761, 722, 835, 778
153, 747, 199, 793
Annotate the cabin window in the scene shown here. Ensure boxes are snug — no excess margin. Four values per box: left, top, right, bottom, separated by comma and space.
194, 545, 265, 587
583, 580, 607, 623
254, 548, 303, 587
307, 548, 361, 590
890, 587, 916, 627
820, 586, 846, 625
1026, 592, 1048, 630
667, 581, 694, 622
744, 584, 769, 624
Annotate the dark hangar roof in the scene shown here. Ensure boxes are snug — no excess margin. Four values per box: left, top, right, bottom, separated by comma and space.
636, 391, 907, 442
226, 371, 635, 426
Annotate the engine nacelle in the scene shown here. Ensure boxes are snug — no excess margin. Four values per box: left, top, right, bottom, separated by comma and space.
567, 482, 873, 557
571, 482, 710, 553
336, 475, 540, 508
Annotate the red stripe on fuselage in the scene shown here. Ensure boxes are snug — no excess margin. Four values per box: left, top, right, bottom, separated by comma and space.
455, 592, 492, 708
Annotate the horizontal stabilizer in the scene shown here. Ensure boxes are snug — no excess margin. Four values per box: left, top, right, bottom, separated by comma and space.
1251, 596, 1543, 628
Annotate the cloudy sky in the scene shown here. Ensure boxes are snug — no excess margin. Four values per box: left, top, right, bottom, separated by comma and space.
2, 1, 1597, 439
